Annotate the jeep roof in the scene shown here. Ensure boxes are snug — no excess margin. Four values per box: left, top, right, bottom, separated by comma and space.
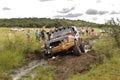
48, 26, 77, 40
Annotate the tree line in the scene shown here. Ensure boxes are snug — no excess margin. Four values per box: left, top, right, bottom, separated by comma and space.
0, 18, 99, 28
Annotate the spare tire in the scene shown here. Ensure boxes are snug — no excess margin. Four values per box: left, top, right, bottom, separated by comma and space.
72, 41, 82, 56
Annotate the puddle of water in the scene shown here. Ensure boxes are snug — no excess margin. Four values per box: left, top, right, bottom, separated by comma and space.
11, 59, 47, 80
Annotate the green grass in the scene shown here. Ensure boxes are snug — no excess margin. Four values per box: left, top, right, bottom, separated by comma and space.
68, 36, 120, 80
0, 51, 24, 71
19, 66, 55, 80
68, 54, 120, 80
0, 28, 44, 79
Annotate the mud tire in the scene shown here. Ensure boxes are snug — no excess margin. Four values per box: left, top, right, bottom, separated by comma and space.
79, 44, 85, 53
44, 53, 52, 59
73, 41, 82, 56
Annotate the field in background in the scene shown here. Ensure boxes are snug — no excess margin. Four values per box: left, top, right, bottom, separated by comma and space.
0, 27, 120, 80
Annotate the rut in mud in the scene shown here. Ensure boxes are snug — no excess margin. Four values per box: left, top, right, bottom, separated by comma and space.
48, 50, 103, 80
10, 59, 47, 80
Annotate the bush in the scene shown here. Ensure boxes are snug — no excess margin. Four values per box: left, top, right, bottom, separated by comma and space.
0, 51, 24, 71
106, 18, 120, 47
92, 37, 116, 58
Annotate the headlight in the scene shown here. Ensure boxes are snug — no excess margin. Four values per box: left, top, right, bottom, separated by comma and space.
63, 38, 68, 42
49, 46, 52, 48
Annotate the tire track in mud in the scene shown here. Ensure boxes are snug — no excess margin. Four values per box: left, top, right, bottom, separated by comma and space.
48, 50, 104, 80
10, 59, 47, 80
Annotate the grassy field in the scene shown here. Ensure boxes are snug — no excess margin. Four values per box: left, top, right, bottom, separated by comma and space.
0, 27, 120, 80
68, 36, 120, 80
0, 27, 46, 79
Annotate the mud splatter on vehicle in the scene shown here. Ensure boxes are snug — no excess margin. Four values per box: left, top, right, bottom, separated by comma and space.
41, 26, 85, 58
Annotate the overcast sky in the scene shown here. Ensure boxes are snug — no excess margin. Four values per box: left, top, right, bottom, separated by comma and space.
0, 0, 120, 24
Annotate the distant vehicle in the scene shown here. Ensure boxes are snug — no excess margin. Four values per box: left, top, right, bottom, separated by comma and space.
10, 27, 24, 31
41, 26, 85, 57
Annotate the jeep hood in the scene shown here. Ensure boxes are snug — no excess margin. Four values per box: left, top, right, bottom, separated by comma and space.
47, 36, 67, 44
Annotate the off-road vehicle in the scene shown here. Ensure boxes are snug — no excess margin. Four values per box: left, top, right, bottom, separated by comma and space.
42, 26, 85, 57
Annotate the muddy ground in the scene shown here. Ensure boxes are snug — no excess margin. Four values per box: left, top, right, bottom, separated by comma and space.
24, 49, 103, 80
24, 35, 104, 80
11, 34, 104, 80
47, 50, 103, 80
11, 49, 104, 80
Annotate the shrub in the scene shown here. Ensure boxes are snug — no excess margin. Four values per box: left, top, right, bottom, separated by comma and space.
0, 51, 24, 71
106, 18, 120, 47
92, 37, 116, 58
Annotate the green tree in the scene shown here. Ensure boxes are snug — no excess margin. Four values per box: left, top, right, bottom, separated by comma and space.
106, 18, 120, 47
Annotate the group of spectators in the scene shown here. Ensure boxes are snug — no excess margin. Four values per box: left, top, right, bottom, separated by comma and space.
26, 27, 95, 42
79, 27, 94, 36
26, 29, 47, 43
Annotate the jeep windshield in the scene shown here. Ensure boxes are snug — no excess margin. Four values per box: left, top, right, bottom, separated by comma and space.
50, 28, 74, 39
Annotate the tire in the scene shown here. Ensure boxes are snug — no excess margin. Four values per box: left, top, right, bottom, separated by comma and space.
79, 44, 85, 53
72, 41, 82, 56
44, 52, 52, 59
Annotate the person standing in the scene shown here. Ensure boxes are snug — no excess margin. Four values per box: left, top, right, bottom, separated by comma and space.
86, 28, 89, 36
47, 30, 52, 40
26, 30, 30, 42
81, 27, 85, 35
38, 29, 41, 41
41, 30, 46, 44
35, 30, 39, 41
91, 28, 94, 38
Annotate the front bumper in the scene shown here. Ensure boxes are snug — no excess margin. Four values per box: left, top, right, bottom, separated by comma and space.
48, 40, 74, 54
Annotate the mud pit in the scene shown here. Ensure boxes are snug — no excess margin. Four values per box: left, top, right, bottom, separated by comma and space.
10, 50, 103, 80
48, 50, 103, 80
21, 36, 103, 80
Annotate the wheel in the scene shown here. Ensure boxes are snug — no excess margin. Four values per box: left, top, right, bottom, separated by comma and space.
44, 52, 52, 59
72, 41, 82, 56
79, 44, 85, 53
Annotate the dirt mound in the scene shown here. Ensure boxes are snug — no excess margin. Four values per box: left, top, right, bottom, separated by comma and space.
48, 50, 103, 80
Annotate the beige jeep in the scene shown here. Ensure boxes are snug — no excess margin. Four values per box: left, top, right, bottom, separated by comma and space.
42, 26, 85, 57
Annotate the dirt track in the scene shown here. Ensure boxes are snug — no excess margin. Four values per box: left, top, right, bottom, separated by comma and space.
48, 50, 103, 80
